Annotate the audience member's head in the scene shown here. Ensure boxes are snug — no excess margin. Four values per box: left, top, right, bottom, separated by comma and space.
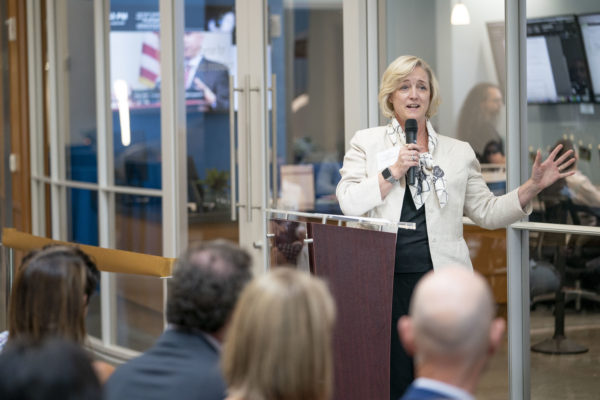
222, 268, 336, 400
398, 267, 505, 394
8, 245, 98, 345
166, 240, 252, 339
0, 338, 102, 400
481, 140, 505, 164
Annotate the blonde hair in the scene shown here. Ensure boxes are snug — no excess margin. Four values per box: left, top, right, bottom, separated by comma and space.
222, 268, 336, 400
378, 55, 441, 120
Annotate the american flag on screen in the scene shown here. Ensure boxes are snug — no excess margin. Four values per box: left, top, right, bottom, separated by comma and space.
139, 32, 160, 88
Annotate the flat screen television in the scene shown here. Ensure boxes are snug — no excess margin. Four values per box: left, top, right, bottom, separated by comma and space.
578, 13, 600, 103
109, 3, 235, 113
526, 15, 593, 104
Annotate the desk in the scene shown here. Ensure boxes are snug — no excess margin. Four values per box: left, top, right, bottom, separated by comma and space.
464, 225, 507, 318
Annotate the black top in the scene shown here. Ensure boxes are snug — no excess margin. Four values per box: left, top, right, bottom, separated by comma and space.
395, 188, 434, 273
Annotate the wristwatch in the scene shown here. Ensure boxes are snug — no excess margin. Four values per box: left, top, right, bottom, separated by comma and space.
382, 167, 396, 183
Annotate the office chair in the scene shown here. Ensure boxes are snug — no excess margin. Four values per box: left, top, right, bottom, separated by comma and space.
531, 191, 589, 354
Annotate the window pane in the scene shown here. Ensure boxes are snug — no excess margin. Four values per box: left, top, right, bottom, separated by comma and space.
269, 0, 344, 215
114, 193, 163, 351
64, 0, 97, 183
66, 188, 101, 338
110, 0, 161, 190
527, 1, 600, 398
183, 1, 238, 244
529, 232, 600, 398
67, 188, 98, 246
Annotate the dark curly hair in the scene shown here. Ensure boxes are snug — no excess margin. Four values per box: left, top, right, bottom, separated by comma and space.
166, 240, 252, 333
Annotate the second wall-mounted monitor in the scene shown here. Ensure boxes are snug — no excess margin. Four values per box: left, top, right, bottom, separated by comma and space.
526, 15, 593, 104
579, 13, 600, 103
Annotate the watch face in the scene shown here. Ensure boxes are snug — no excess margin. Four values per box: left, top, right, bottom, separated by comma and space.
383, 167, 394, 181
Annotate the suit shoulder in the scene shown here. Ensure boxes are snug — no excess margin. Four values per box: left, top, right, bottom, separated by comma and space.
437, 135, 476, 157
350, 126, 388, 144
199, 58, 228, 72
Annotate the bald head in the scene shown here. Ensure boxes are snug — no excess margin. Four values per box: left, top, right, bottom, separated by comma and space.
409, 267, 496, 361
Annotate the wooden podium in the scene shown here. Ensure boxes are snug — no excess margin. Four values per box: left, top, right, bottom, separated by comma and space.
309, 223, 397, 400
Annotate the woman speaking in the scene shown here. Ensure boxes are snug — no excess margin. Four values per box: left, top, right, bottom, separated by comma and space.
335, 55, 574, 399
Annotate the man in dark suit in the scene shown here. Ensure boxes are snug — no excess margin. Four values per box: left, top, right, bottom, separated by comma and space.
184, 31, 229, 112
397, 267, 505, 400
105, 240, 252, 400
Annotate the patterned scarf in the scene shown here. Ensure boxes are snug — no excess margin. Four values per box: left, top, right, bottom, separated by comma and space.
387, 118, 448, 209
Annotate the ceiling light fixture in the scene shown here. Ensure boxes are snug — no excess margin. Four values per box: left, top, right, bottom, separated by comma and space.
451, 1, 471, 26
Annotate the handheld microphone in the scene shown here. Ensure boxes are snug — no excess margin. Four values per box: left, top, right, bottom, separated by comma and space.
405, 119, 418, 185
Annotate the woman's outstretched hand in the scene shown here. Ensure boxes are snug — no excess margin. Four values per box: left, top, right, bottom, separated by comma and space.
518, 144, 576, 209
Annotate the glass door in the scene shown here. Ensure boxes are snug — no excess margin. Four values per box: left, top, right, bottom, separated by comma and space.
267, 0, 344, 216
233, 0, 348, 271
182, 1, 238, 246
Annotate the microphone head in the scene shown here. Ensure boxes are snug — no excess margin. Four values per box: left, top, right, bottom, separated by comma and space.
405, 119, 418, 133
405, 119, 417, 143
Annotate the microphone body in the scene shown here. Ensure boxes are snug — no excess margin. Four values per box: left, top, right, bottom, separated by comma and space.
405, 119, 418, 185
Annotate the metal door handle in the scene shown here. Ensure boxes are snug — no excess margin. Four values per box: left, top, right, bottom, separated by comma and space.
268, 74, 278, 208
229, 75, 240, 221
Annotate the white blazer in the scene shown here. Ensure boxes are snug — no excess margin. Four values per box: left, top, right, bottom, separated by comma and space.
336, 122, 531, 270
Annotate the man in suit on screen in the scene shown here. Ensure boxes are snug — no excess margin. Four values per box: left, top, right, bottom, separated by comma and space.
105, 240, 252, 400
397, 267, 505, 400
183, 31, 230, 112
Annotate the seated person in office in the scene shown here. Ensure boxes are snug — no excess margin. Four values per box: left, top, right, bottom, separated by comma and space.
481, 140, 506, 165
456, 83, 504, 159
105, 240, 252, 400
0, 245, 113, 383
222, 268, 336, 400
551, 139, 600, 291
398, 267, 505, 400
554, 139, 600, 225
0, 338, 102, 400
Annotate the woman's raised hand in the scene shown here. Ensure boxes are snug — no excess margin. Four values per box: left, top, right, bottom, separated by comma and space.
518, 144, 576, 208
530, 144, 575, 191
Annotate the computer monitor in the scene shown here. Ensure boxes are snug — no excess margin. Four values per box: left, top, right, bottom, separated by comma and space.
578, 13, 600, 103
526, 15, 593, 104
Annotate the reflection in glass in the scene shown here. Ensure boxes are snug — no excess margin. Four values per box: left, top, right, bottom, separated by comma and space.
67, 188, 98, 246
114, 273, 163, 352
456, 83, 505, 161
270, 1, 344, 214
527, 3, 600, 396
529, 230, 600, 398
114, 193, 163, 351
86, 284, 102, 340
64, 0, 97, 183
268, 218, 310, 272
184, 0, 238, 245
110, 0, 161, 189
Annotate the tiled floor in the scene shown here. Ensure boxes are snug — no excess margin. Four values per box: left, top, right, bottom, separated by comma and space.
477, 305, 600, 399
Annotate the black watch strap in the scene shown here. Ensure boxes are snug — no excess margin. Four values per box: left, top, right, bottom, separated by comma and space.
382, 167, 396, 183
